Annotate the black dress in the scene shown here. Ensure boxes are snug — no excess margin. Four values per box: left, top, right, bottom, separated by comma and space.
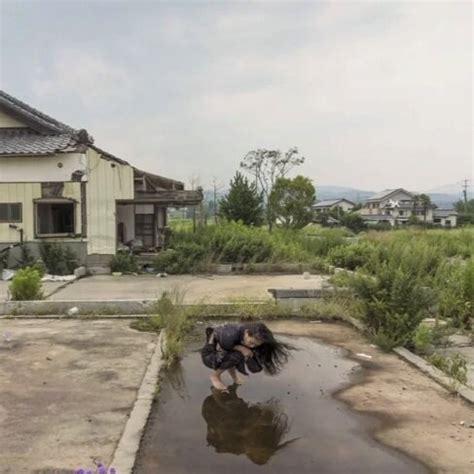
201, 324, 263, 375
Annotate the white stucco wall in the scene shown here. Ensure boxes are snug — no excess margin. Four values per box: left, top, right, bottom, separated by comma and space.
0, 153, 87, 182
338, 201, 354, 212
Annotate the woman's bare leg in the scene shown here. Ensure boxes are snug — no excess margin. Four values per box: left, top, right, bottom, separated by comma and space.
228, 367, 244, 385
210, 369, 228, 391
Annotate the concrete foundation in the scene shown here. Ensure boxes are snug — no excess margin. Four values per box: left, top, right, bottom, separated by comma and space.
0, 241, 88, 266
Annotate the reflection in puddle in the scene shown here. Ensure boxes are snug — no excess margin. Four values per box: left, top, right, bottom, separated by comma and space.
135, 333, 429, 474
202, 386, 299, 465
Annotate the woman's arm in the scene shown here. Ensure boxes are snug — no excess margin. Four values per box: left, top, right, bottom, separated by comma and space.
233, 345, 253, 359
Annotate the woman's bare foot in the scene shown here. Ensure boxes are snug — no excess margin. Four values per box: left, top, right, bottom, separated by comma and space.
229, 367, 244, 385
210, 373, 228, 392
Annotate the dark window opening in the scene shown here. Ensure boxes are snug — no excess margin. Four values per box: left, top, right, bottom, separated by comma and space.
37, 203, 75, 235
0, 203, 22, 223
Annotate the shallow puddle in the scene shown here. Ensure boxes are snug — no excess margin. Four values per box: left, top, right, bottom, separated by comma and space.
135, 333, 429, 473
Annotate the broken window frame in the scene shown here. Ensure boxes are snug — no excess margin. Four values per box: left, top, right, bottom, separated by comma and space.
34, 198, 77, 238
0, 203, 22, 223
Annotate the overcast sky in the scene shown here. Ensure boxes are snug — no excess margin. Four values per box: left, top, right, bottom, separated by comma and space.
0, 0, 472, 192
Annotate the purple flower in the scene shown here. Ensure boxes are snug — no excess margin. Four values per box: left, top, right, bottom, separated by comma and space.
110, 469, 116, 474
75, 470, 85, 474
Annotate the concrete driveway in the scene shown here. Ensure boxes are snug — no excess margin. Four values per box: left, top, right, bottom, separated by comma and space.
0, 319, 156, 473
47, 274, 326, 303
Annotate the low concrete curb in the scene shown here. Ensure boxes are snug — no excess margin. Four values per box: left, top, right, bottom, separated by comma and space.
111, 331, 166, 473
0, 299, 157, 316
394, 347, 474, 404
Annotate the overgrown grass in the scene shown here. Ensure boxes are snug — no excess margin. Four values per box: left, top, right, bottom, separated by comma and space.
329, 227, 473, 350
429, 352, 468, 386
131, 293, 194, 362
149, 224, 473, 355
131, 292, 358, 360
154, 221, 349, 274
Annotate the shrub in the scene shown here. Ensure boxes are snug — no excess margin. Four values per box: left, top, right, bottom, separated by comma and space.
412, 324, 433, 355
347, 266, 430, 350
31, 260, 47, 277
110, 253, 138, 273
40, 242, 77, 275
436, 259, 473, 328
0, 248, 9, 271
153, 249, 181, 273
9, 267, 43, 300
340, 213, 367, 233
16, 245, 35, 269
430, 353, 468, 385
153, 243, 207, 274
328, 242, 374, 271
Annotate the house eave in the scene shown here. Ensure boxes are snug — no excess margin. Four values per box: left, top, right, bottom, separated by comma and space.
118, 190, 203, 207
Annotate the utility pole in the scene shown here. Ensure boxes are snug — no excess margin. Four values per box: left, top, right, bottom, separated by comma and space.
189, 174, 200, 232
213, 178, 218, 224
462, 179, 469, 211
211, 177, 223, 224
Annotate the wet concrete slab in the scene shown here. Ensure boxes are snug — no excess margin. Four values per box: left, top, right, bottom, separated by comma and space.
135, 334, 430, 474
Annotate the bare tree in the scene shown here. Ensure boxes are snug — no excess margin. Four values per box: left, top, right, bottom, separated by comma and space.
240, 147, 305, 229
188, 174, 201, 231
211, 176, 224, 224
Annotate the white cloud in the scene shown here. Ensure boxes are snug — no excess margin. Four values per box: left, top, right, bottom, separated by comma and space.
31, 49, 131, 108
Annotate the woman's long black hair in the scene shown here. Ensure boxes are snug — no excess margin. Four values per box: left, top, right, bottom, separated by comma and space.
243, 323, 292, 375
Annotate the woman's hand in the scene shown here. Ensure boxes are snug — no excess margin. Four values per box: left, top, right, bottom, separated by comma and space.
234, 345, 254, 359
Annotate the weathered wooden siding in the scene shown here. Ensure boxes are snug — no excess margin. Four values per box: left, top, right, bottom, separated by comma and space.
86, 148, 134, 255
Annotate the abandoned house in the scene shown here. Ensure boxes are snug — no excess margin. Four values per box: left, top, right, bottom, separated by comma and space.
0, 90, 202, 272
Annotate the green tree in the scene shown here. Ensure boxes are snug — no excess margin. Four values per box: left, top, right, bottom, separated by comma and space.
219, 172, 264, 226
268, 175, 316, 229
340, 213, 367, 233
454, 199, 474, 224
240, 147, 305, 229
454, 199, 474, 213
414, 193, 433, 223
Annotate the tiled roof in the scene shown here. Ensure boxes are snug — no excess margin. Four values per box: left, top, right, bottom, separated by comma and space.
0, 128, 81, 155
0, 90, 74, 133
314, 199, 345, 208
433, 209, 457, 218
0, 90, 185, 188
366, 188, 414, 201
0, 89, 94, 156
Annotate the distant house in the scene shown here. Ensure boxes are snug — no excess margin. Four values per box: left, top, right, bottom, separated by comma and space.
432, 209, 458, 228
0, 90, 202, 272
313, 198, 355, 215
358, 188, 456, 227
